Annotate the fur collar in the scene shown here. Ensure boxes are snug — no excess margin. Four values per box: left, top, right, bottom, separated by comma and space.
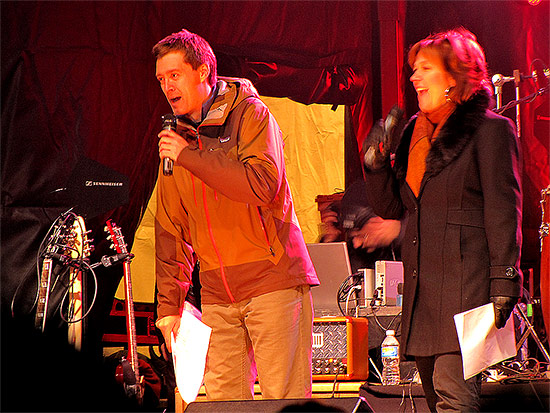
394, 91, 491, 180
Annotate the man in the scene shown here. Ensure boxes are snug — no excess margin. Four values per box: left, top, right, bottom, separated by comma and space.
152, 29, 319, 401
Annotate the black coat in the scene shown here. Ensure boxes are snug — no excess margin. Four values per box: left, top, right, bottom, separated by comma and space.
364, 92, 523, 356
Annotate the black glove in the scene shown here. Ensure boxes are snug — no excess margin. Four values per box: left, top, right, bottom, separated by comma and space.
490, 296, 518, 329
362, 119, 388, 170
362, 105, 403, 171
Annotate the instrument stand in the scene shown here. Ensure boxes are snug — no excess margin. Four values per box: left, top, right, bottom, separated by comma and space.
515, 303, 550, 363
493, 62, 549, 141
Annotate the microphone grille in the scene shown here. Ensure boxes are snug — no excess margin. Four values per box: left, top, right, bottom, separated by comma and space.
385, 105, 404, 130
161, 113, 177, 129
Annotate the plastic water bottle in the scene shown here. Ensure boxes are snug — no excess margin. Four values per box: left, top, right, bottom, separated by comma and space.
381, 329, 400, 385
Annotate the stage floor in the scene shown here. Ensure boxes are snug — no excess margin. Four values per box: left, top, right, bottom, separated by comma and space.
176, 381, 364, 412
177, 380, 550, 413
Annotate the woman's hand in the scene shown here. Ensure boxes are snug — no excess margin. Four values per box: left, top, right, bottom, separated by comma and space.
349, 217, 401, 252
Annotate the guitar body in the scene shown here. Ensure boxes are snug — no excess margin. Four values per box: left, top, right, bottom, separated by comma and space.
68, 215, 90, 350
115, 356, 162, 402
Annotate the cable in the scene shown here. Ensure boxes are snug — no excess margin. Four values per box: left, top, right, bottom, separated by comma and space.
494, 58, 549, 115
329, 369, 340, 398
368, 300, 402, 334
485, 357, 549, 384
495, 86, 548, 114
10, 208, 73, 318
11, 209, 100, 331
408, 381, 417, 413
337, 271, 363, 316
59, 260, 98, 324
345, 285, 362, 316
369, 357, 382, 382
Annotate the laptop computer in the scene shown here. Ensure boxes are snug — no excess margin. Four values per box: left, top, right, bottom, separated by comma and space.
306, 242, 352, 317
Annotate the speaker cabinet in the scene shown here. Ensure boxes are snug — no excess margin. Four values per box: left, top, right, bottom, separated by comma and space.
184, 397, 373, 412
312, 317, 369, 380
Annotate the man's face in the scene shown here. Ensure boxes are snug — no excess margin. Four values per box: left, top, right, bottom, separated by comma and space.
155, 51, 207, 120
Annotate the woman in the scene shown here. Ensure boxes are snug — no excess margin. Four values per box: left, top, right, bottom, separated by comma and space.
363, 28, 522, 411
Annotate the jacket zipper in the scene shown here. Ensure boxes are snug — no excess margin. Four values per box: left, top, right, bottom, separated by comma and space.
196, 129, 236, 303
256, 207, 275, 256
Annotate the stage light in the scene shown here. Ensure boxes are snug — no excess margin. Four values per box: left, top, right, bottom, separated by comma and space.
527, 0, 541, 6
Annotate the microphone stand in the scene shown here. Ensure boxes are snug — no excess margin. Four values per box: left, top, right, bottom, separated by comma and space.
493, 70, 549, 140
514, 70, 522, 139
494, 84, 548, 116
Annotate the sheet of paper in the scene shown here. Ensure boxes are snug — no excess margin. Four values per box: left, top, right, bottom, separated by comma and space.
171, 303, 212, 404
454, 303, 516, 380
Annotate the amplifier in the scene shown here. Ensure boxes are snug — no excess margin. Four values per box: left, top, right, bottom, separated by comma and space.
312, 317, 369, 380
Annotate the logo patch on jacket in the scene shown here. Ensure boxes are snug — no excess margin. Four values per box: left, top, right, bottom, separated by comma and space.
219, 136, 231, 143
204, 103, 227, 121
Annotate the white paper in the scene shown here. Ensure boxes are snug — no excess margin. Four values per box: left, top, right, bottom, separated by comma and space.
171, 303, 212, 404
454, 303, 516, 380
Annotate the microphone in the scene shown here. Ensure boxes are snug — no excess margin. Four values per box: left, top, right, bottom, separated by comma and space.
161, 114, 177, 176
492, 73, 514, 88
383, 105, 404, 142
363, 105, 404, 170
100, 253, 133, 267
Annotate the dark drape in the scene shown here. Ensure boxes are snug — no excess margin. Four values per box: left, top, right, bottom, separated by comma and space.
1, 3, 375, 409
402, 0, 549, 294
1, 0, 374, 358
1, 0, 548, 371
1, 1, 548, 410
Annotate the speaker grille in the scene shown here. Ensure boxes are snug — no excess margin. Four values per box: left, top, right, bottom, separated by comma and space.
312, 317, 369, 380
313, 322, 347, 358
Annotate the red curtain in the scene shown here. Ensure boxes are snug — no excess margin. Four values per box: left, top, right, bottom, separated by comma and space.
1, 0, 548, 351
402, 0, 549, 283
0, 1, 375, 353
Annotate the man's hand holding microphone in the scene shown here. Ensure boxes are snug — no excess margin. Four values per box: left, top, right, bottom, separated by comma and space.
158, 114, 194, 176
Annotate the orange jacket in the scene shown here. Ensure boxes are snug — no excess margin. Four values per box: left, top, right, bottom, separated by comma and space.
155, 78, 318, 318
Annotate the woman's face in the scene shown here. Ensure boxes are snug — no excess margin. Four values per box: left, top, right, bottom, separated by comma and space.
410, 50, 456, 114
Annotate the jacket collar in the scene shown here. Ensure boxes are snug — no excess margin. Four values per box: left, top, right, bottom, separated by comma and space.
201, 77, 260, 127
395, 91, 491, 181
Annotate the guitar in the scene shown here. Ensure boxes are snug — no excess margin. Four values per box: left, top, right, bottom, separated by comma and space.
67, 215, 92, 350
105, 219, 144, 405
35, 213, 89, 333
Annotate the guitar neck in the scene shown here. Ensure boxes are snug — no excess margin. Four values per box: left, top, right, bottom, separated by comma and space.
35, 258, 53, 331
105, 219, 143, 401
123, 259, 140, 380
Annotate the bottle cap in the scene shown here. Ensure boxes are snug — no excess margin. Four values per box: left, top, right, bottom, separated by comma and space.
386, 329, 395, 336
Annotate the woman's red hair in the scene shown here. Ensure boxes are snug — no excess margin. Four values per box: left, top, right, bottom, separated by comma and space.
408, 28, 493, 103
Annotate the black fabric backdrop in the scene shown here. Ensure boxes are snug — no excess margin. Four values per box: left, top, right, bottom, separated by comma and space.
1, 2, 549, 403
0, 0, 376, 366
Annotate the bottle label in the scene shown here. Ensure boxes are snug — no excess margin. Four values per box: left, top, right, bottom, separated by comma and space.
381, 346, 399, 358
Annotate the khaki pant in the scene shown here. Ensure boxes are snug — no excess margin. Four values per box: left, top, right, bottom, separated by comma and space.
202, 285, 313, 401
